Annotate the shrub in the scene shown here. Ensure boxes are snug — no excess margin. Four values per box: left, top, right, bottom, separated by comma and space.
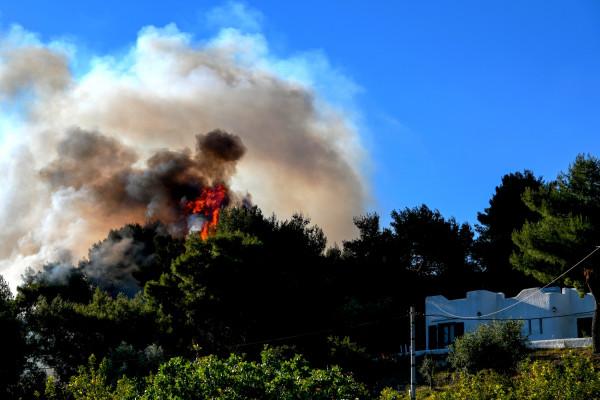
41, 355, 139, 400
432, 369, 511, 400
141, 347, 368, 399
328, 335, 371, 378
419, 355, 438, 389
447, 320, 529, 375
431, 351, 600, 400
514, 351, 600, 399
379, 386, 405, 399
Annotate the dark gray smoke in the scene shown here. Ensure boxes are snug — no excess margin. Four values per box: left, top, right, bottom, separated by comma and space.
39, 127, 246, 235
80, 222, 169, 297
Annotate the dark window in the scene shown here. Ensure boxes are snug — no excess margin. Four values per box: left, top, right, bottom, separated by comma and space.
433, 322, 464, 349
577, 317, 592, 338
428, 325, 438, 350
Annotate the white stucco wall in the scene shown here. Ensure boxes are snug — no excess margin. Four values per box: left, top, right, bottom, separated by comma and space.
425, 287, 594, 350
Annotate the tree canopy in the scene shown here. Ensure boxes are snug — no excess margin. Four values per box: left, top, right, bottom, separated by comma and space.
511, 154, 600, 351
12, 154, 600, 395
475, 170, 543, 295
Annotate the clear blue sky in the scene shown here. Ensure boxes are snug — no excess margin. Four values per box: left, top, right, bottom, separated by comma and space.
2, 1, 599, 230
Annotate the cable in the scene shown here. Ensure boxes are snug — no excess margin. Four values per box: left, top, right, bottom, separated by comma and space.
426, 245, 600, 320
424, 310, 594, 321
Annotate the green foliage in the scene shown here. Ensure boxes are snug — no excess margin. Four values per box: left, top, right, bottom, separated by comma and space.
432, 369, 511, 400
391, 205, 476, 279
474, 170, 543, 294
141, 347, 368, 399
105, 342, 165, 384
511, 154, 600, 289
447, 320, 529, 375
17, 263, 93, 310
218, 206, 327, 258
343, 212, 396, 268
26, 288, 170, 382
327, 336, 371, 379
432, 351, 600, 400
419, 355, 438, 389
0, 274, 46, 399
145, 213, 333, 356
145, 230, 265, 353
41, 355, 139, 400
329, 335, 369, 360
511, 154, 600, 351
379, 387, 406, 399
514, 351, 600, 399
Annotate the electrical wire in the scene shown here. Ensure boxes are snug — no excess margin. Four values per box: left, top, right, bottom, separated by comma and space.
424, 310, 594, 321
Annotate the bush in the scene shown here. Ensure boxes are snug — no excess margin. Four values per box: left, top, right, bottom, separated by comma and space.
431, 351, 600, 400
142, 347, 368, 399
328, 335, 371, 378
419, 355, 439, 389
432, 369, 511, 400
514, 351, 600, 399
379, 386, 405, 399
41, 355, 139, 400
447, 320, 529, 375
40, 348, 367, 399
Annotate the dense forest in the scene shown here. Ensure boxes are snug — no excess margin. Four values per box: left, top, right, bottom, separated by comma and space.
4, 154, 600, 398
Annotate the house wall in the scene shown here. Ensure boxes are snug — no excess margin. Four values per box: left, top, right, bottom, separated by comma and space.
425, 287, 594, 350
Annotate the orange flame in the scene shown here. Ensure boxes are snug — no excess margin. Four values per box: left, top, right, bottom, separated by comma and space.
184, 184, 228, 239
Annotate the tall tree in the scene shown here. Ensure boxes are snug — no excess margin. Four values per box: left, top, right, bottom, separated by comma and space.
145, 231, 265, 354
511, 154, 600, 352
342, 212, 396, 268
391, 205, 477, 287
475, 171, 543, 295
0, 275, 44, 399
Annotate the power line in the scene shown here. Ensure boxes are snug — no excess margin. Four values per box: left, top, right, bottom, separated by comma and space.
424, 310, 594, 322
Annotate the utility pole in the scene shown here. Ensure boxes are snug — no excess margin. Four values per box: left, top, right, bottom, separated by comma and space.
410, 306, 416, 400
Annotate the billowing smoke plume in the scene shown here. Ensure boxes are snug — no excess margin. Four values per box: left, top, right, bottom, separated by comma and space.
22, 222, 169, 298
0, 21, 369, 291
39, 127, 246, 235
81, 221, 169, 297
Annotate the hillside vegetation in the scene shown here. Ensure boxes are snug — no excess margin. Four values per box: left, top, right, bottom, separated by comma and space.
3, 154, 600, 398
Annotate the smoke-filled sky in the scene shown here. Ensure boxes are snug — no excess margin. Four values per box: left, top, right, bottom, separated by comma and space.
1, 1, 600, 290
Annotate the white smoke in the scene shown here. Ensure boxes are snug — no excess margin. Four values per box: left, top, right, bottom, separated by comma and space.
0, 11, 370, 292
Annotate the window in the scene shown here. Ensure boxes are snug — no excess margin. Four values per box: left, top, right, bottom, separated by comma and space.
539, 318, 543, 334
428, 322, 464, 349
428, 325, 438, 350
577, 317, 592, 338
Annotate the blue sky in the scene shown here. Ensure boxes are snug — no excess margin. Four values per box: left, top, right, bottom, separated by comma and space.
1, 0, 599, 230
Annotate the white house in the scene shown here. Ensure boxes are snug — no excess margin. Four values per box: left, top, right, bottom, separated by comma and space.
425, 287, 595, 351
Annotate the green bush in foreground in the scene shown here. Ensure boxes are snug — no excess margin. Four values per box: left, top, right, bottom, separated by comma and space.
41, 347, 368, 399
447, 320, 529, 375
143, 347, 367, 399
432, 351, 600, 400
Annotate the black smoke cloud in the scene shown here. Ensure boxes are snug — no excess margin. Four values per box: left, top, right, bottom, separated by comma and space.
39, 127, 246, 235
